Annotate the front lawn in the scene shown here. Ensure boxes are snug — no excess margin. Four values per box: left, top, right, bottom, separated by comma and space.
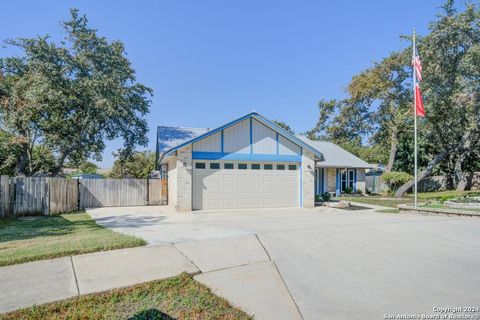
0, 212, 145, 267
339, 190, 477, 209
2, 273, 252, 320
338, 197, 411, 208
407, 190, 478, 201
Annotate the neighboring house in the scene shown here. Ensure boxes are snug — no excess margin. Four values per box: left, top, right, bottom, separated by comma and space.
156, 112, 371, 211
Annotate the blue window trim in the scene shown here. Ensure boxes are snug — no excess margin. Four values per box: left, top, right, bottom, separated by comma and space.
192, 151, 301, 162
162, 112, 323, 159
353, 168, 357, 192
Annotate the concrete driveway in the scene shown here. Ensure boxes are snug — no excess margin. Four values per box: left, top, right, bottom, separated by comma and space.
88, 206, 480, 320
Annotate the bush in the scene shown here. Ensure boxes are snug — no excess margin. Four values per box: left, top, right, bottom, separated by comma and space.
344, 187, 353, 195
315, 192, 332, 202
438, 195, 457, 203
321, 192, 332, 202
382, 171, 413, 192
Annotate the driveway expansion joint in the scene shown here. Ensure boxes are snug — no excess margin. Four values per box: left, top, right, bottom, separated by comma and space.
255, 233, 304, 320
171, 243, 201, 272
69, 256, 80, 295
254, 233, 272, 261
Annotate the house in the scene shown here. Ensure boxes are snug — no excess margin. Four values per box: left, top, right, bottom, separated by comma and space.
156, 112, 371, 211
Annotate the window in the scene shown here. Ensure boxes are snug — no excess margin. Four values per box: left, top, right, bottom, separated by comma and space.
195, 162, 206, 169
224, 163, 234, 169
341, 171, 347, 191
238, 163, 248, 170
276, 164, 285, 170
251, 164, 260, 170
264, 164, 273, 170
348, 169, 355, 190
288, 164, 297, 170
210, 163, 220, 169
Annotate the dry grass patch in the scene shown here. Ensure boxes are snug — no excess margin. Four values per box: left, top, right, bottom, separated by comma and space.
3, 273, 252, 320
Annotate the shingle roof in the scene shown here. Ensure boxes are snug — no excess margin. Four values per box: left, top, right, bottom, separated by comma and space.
296, 135, 372, 169
157, 126, 209, 154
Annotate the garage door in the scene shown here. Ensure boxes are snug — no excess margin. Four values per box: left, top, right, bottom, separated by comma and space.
192, 161, 300, 210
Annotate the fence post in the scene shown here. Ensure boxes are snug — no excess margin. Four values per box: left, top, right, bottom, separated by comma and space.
9, 177, 15, 217
76, 178, 81, 211
43, 178, 49, 215
0, 175, 8, 218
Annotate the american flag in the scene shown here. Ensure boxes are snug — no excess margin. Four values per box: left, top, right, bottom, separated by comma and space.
412, 49, 425, 117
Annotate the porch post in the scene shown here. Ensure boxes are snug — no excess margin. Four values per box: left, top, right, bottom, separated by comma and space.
335, 168, 340, 196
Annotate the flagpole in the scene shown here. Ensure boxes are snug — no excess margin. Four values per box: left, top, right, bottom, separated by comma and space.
413, 29, 418, 210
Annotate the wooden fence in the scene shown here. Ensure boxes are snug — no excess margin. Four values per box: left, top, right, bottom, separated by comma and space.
0, 176, 165, 218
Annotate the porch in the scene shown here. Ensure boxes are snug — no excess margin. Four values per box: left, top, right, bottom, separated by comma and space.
314, 167, 366, 197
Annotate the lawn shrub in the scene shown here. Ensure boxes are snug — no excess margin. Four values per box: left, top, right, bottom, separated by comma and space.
382, 171, 413, 192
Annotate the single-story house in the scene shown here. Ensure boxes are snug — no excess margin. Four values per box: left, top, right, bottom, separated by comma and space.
156, 112, 371, 211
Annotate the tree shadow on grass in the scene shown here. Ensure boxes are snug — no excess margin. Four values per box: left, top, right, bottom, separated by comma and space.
0, 214, 97, 243
128, 309, 176, 320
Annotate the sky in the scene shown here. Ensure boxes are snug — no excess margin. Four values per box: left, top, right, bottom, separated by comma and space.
1, 0, 445, 168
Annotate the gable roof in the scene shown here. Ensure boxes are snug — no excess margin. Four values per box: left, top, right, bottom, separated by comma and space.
159, 112, 323, 159
296, 135, 372, 169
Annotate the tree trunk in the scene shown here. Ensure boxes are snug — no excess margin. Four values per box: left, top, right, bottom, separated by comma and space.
14, 143, 29, 176
454, 134, 472, 191
384, 126, 398, 173
50, 150, 69, 176
454, 155, 470, 192
394, 149, 449, 197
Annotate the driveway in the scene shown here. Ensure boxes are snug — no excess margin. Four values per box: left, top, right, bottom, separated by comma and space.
88, 206, 480, 320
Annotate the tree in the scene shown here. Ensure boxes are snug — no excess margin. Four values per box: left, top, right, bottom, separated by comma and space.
347, 49, 412, 172
306, 99, 379, 161
395, 1, 480, 196
78, 161, 98, 174
308, 1, 480, 195
109, 151, 155, 179
0, 9, 152, 176
273, 120, 294, 134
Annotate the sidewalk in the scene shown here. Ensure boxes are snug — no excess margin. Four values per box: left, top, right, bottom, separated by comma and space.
0, 245, 197, 314
0, 235, 302, 320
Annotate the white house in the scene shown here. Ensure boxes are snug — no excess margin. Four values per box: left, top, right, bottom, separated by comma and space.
156, 112, 371, 211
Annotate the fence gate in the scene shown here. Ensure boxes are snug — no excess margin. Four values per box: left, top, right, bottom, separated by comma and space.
47, 178, 79, 214
79, 179, 148, 208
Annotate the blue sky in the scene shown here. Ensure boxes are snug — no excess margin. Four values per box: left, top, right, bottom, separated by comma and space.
1, 0, 443, 167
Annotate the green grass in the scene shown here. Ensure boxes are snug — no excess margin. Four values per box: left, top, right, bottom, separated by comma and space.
375, 208, 400, 214
339, 190, 477, 209
420, 203, 480, 212
2, 273, 252, 320
338, 197, 411, 208
409, 190, 478, 200
0, 212, 146, 267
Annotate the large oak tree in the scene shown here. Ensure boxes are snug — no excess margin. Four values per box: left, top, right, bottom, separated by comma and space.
0, 9, 152, 176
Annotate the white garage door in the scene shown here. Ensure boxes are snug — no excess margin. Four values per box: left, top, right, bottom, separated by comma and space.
192, 161, 300, 210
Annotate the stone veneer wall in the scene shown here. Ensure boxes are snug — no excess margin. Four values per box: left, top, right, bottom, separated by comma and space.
326, 168, 337, 193
167, 157, 177, 208
175, 145, 193, 211
302, 150, 315, 208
